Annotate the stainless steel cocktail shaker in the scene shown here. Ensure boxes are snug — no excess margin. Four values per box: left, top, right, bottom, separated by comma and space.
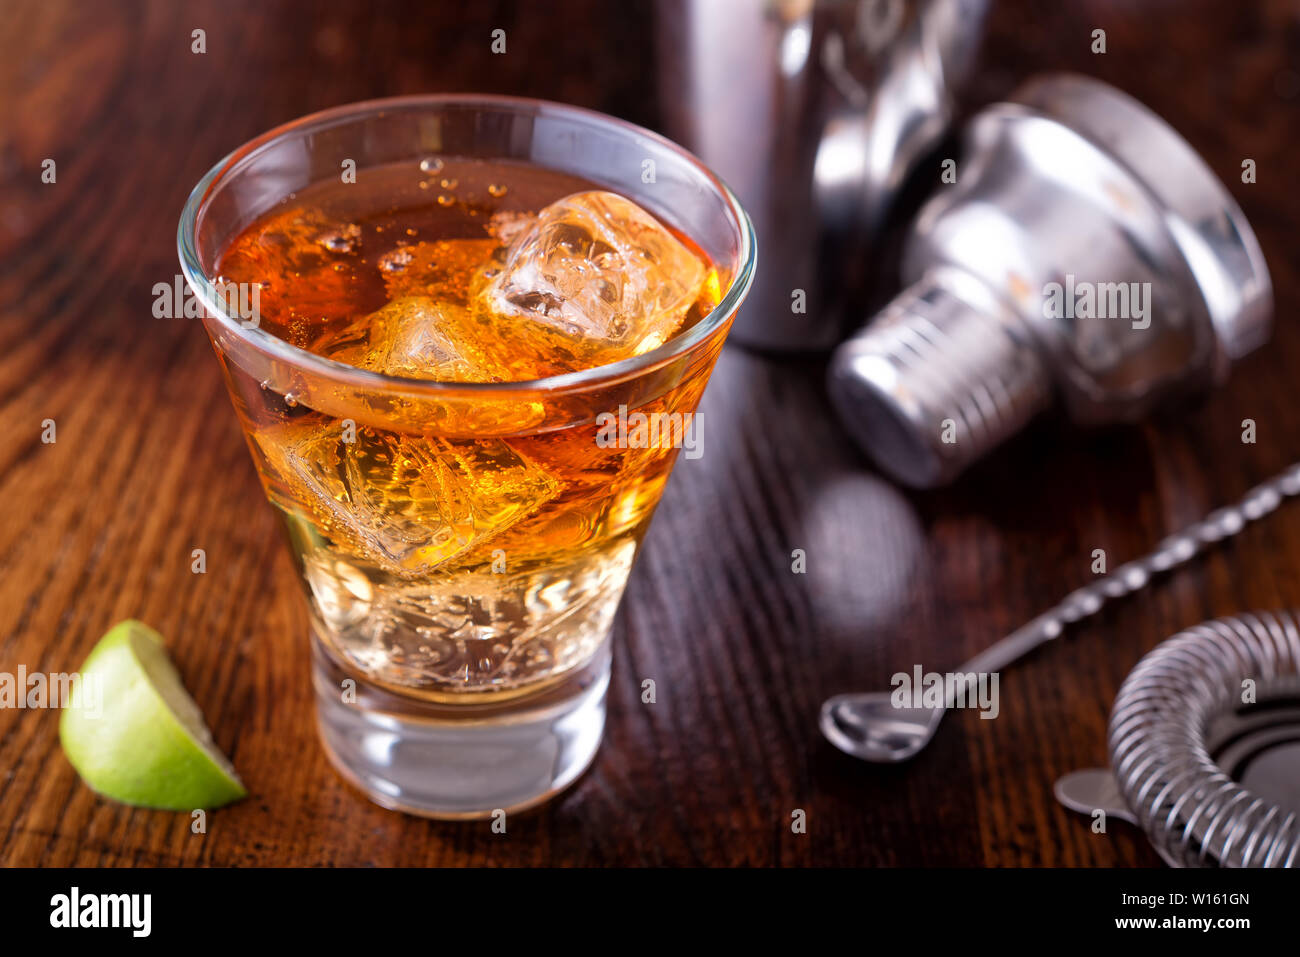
827, 74, 1273, 487
657, 0, 990, 351
658, 5, 1271, 489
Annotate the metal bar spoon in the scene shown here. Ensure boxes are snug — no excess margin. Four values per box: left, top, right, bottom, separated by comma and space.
819, 462, 1300, 762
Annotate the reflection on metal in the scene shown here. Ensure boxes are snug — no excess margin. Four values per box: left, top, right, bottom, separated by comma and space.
657, 0, 990, 350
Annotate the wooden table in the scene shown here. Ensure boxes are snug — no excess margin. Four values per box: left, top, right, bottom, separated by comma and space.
1, 0, 1297, 867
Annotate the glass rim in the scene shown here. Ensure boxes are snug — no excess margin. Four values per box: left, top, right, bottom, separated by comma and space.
177, 93, 756, 396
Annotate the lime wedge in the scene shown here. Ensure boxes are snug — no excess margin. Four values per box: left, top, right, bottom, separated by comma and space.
59, 620, 247, 810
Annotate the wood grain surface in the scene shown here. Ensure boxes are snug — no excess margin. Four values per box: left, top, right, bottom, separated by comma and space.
1, 0, 1298, 866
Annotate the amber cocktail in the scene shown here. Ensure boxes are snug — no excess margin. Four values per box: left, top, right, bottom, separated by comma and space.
180, 97, 754, 817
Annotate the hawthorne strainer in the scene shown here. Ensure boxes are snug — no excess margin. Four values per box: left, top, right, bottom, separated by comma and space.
1057, 610, 1300, 867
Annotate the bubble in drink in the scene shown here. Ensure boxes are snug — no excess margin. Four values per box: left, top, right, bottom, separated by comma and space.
318, 226, 360, 254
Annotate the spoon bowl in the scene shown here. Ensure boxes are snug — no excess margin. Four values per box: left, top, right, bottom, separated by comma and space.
819, 693, 945, 762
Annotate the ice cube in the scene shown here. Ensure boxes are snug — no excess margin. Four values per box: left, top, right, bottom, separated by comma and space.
485, 190, 706, 356
256, 422, 561, 576
303, 552, 374, 631
326, 539, 637, 690
312, 296, 494, 382
315, 293, 592, 385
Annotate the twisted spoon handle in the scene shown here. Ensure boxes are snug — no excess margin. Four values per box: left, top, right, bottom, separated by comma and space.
951, 463, 1300, 692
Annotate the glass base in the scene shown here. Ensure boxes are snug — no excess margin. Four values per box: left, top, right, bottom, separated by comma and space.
312, 638, 608, 819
